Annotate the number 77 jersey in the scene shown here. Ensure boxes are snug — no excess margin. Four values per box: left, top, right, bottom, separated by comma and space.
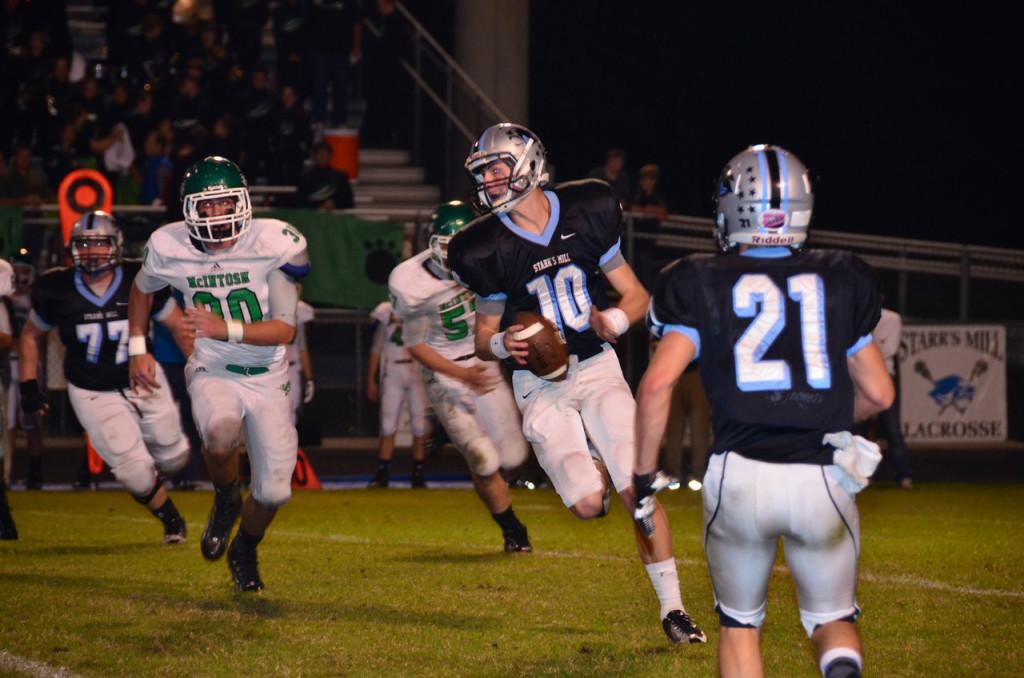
648, 248, 882, 465
139, 218, 308, 367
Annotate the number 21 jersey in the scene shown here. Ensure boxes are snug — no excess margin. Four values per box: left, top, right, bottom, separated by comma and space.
649, 248, 881, 464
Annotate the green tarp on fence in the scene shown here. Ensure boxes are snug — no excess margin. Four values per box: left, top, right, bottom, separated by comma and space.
265, 209, 404, 309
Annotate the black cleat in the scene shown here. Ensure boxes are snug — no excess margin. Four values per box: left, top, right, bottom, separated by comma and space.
366, 470, 389, 488
662, 610, 707, 644
0, 491, 17, 541
163, 516, 187, 545
410, 468, 427, 489
227, 534, 264, 592
503, 526, 533, 553
200, 485, 242, 561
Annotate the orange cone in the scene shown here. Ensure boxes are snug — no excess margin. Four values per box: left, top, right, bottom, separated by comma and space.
291, 448, 321, 490
86, 435, 104, 476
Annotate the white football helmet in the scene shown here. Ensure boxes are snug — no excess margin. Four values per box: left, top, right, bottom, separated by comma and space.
464, 123, 549, 215
713, 144, 814, 251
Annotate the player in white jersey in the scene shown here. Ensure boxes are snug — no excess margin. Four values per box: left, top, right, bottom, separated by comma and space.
389, 201, 531, 552
366, 301, 429, 488
128, 156, 310, 592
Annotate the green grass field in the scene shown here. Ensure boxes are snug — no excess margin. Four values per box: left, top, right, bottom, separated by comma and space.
1, 483, 1022, 677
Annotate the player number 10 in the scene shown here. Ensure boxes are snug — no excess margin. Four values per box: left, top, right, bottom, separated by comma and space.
732, 273, 831, 391
525, 264, 591, 333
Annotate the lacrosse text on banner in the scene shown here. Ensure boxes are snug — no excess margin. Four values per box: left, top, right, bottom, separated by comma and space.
897, 324, 1007, 442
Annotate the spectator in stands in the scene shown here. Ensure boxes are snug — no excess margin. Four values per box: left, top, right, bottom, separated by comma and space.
224, 0, 268, 74
0, 145, 51, 207
298, 142, 354, 210
629, 163, 669, 287
167, 76, 210, 133
309, 0, 363, 129
234, 66, 276, 180
208, 113, 242, 164
269, 84, 312, 185
588, 148, 631, 208
362, 0, 411, 149
42, 57, 75, 135
273, 0, 309, 95
124, 91, 156, 148
140, 130, 174, 206
43, 121, 81, 190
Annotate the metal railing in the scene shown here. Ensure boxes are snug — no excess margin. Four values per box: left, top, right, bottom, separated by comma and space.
362, 2, 509, 197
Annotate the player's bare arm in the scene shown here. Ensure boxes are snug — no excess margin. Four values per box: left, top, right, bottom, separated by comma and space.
635, 331, 697, 475
591, 263, 649, 343
366, 348, 381, 402
408, 342, 500, 394
127, 278, 161, 392
474, 311, 528, 364
17, 316, 49, 414
848, 340, 895, 422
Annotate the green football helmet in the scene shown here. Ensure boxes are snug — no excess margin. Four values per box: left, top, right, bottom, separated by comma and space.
180, 156, 252, 243
428, 201, 476, 270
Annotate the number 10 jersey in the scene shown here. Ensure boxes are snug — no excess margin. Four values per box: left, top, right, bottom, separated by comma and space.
139, 218, 308, 368
649, 248, 881, 464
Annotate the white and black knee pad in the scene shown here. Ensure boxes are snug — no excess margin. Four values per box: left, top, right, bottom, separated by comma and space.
715, 601, 766, 629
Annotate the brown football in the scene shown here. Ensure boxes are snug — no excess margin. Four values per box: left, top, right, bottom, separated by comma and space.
513, 311, 569, 381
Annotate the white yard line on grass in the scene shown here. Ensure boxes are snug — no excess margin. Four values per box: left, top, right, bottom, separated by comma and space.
0, 651, 83, 678
19, 510, 1024, 600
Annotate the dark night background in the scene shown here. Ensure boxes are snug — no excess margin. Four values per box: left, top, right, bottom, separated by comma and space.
521, 3, 1020, 249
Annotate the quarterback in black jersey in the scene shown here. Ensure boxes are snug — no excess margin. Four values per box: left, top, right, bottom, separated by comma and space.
448, 124, 706, 645
635, 145, 895, 678
19, 211, 191, 544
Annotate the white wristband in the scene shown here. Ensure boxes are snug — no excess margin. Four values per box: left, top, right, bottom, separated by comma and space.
602, 307, 631, 337
226, 320, 244, 343
490, 331, 511, 359
128, 335, 148, 357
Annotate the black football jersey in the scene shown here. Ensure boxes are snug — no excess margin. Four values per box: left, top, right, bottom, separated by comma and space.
30, 262, 171, 391
649, 248, 881, 464
447, 179, 623, 368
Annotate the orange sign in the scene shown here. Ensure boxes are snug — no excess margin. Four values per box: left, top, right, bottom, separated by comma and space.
58, 169, 113, 244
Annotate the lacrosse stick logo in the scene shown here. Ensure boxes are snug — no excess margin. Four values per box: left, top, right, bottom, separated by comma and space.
914, 360, 987, 414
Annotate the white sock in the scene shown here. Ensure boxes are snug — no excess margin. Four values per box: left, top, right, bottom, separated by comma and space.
819, 647, 863, 677
645, 558, 684, 618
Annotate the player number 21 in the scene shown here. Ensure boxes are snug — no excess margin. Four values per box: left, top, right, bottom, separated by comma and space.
732, 273, 831, 391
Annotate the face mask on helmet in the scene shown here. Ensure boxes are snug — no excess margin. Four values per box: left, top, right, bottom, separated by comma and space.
181, 156, 253, 244
184, 189, 252, 243
713, 144, 814, 252
464, 124, 549, 215
69, 211, 123, 273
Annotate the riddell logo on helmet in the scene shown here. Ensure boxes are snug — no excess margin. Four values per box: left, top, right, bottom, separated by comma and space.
751, 234, 795, 245
759, 210, 788, 230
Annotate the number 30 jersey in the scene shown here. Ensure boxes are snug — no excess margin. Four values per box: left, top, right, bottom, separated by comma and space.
389, 250, 477, 360
649, 248, 881, 465
139, 218, 308, 368
447, 179, 624, 368
29, 262, 173, 391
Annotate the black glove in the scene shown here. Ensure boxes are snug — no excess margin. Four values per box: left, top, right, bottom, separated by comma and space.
19, 379, 47, 415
